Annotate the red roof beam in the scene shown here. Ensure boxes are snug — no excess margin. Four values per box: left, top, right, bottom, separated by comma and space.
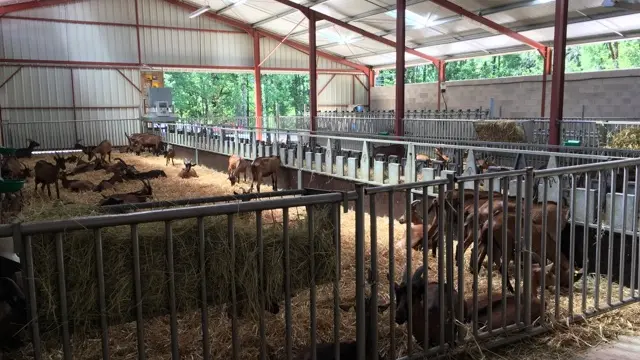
430, 0, 547, 55
271, 0, 441, 65
0, 0, 79, 16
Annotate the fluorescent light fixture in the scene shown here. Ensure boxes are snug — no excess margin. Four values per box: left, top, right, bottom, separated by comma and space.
189, 5, 211, 19
230, 0, 247, 5
386, 10, 439, 29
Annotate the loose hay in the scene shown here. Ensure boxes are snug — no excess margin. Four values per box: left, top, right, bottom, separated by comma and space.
475, 120, 527, 143
608, 128, 640, 150
7, 153, 640, 360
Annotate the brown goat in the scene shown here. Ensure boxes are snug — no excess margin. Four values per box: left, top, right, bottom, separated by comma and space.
434, 147, 449, 163
1, 156, 30, 180
99, 180, 152, 206
125, 132, 163, 155
34, 154, 67, 199
93, 180, 115, 192
391, 266, 467, 349
164, 148, 175, 166
249, 156, 281, 193
59, 172, 94, 192
91, 140, 112, 162
475, 210, 582, 294
178, 159, 198, 179
295, 269, 390, 360
227, 155, 251, 185
458, 199, 570, 274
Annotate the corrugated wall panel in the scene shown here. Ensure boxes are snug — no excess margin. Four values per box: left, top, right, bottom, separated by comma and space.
138, 0, 238, 32
318, 74, 353, 106
0, 66, 73, 107
260, 37, 359, 71
73, 116, 140, 147
66, 24, 138, 63
260, 37, 308, 69
73, 69, 141, 107
0, 19, 137, 63
317, 57, 351, 70
1, 19, 70, 61
141, 28, 252, 67
1, 109, 76, 149
354, 74, 368, 105
14, 0, 136, 23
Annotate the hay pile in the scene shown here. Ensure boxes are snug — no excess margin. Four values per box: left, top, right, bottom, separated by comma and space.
7, 153, 640, 360
13, 152, 336, 345
475, 120, 527, 143
608, 127, 640, 150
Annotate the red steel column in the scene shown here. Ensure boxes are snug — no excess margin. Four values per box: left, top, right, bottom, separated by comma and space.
134, 0, 142, 65
395, 0, 405, 136
253, 32, 263, 140
437, 61, 446, 111
540, 47, 552, 117
309, 12, 318, 132
549, 0, 569, 146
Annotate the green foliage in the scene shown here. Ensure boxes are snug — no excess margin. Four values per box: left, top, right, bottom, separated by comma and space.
164, 72, 254, 121
377, 39, 640, 86
165, 39, 640, 116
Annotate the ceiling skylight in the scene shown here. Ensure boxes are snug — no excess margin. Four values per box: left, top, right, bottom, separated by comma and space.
386, 9, 437, 29
318, 28, 360, 44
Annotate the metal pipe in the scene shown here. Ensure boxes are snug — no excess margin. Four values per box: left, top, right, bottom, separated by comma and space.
131, 225, 146, 360
254, 32, 264, 141
55, 233, 71, 360
94, 229, 110, 360
355, 185, 366, 360
395, 0, 406, 137
548, 0, 569, 145
165, 222, 180, 359
228, 215, 239, 360
332, 203, 342, 360
387, 189, 397, 358
309, 12, 318, 133
369, 194, 379, 360
404, 189, 413, 357
197, 218, 210, 359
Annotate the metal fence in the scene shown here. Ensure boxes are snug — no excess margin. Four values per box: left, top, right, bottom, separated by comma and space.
3, 157, 640, 359
1, 119, 141, 150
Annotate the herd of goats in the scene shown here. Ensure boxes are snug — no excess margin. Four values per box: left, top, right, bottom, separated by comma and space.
0, 135, 629, 358
0, 132, 286, 209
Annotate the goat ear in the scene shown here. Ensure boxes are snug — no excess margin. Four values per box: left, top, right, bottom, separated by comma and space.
338, 304, 353, 312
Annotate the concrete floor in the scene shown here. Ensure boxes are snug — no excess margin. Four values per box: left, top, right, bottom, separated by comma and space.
573, 336, 640, 360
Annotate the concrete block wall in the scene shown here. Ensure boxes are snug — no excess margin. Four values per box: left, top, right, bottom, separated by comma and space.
370, 68, 640, 118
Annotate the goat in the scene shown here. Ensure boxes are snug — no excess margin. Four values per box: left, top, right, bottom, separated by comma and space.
59, 172, 94, 192
474, 210, 583, 294
458, 199, 570, 275
65, 154, 79, 163
249, 156, 281, 193
99, 180, 152, 206
370, 143, 405, 163
134, 169, 167, 180
34, 154, 67, 199
74, 139, 95, 160
0, 275, 27, 350
399, 189, 502, 257
93, 180, 115, 192
1, 157, 30, 180
125, 132, 163, 155
164, 148, 176, 166
434, 147, 449, 164
14, 139, 40, 159
67, 159, 98, 175
228, 154, 251, 185
391, 266, 466, 349
92, 140, 112, 162
295, 269, 390, 360
178, 159, 198, 179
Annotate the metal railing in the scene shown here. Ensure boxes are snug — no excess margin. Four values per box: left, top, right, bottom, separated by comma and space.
4, 157, 640, 359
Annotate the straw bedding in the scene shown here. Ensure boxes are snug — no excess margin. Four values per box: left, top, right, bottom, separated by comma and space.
475, 120, 527, 143
6, 153, 640, 360
609, 128, 640, 150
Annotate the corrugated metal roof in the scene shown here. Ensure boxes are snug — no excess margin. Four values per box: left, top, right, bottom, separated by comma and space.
181, 0, 640, 69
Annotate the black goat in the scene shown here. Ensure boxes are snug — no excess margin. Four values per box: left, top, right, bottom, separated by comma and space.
14, 139, 40, 158
133, 169, 167, 180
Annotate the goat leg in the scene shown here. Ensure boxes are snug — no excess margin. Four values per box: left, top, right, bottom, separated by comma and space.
55, 181, 60, 199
